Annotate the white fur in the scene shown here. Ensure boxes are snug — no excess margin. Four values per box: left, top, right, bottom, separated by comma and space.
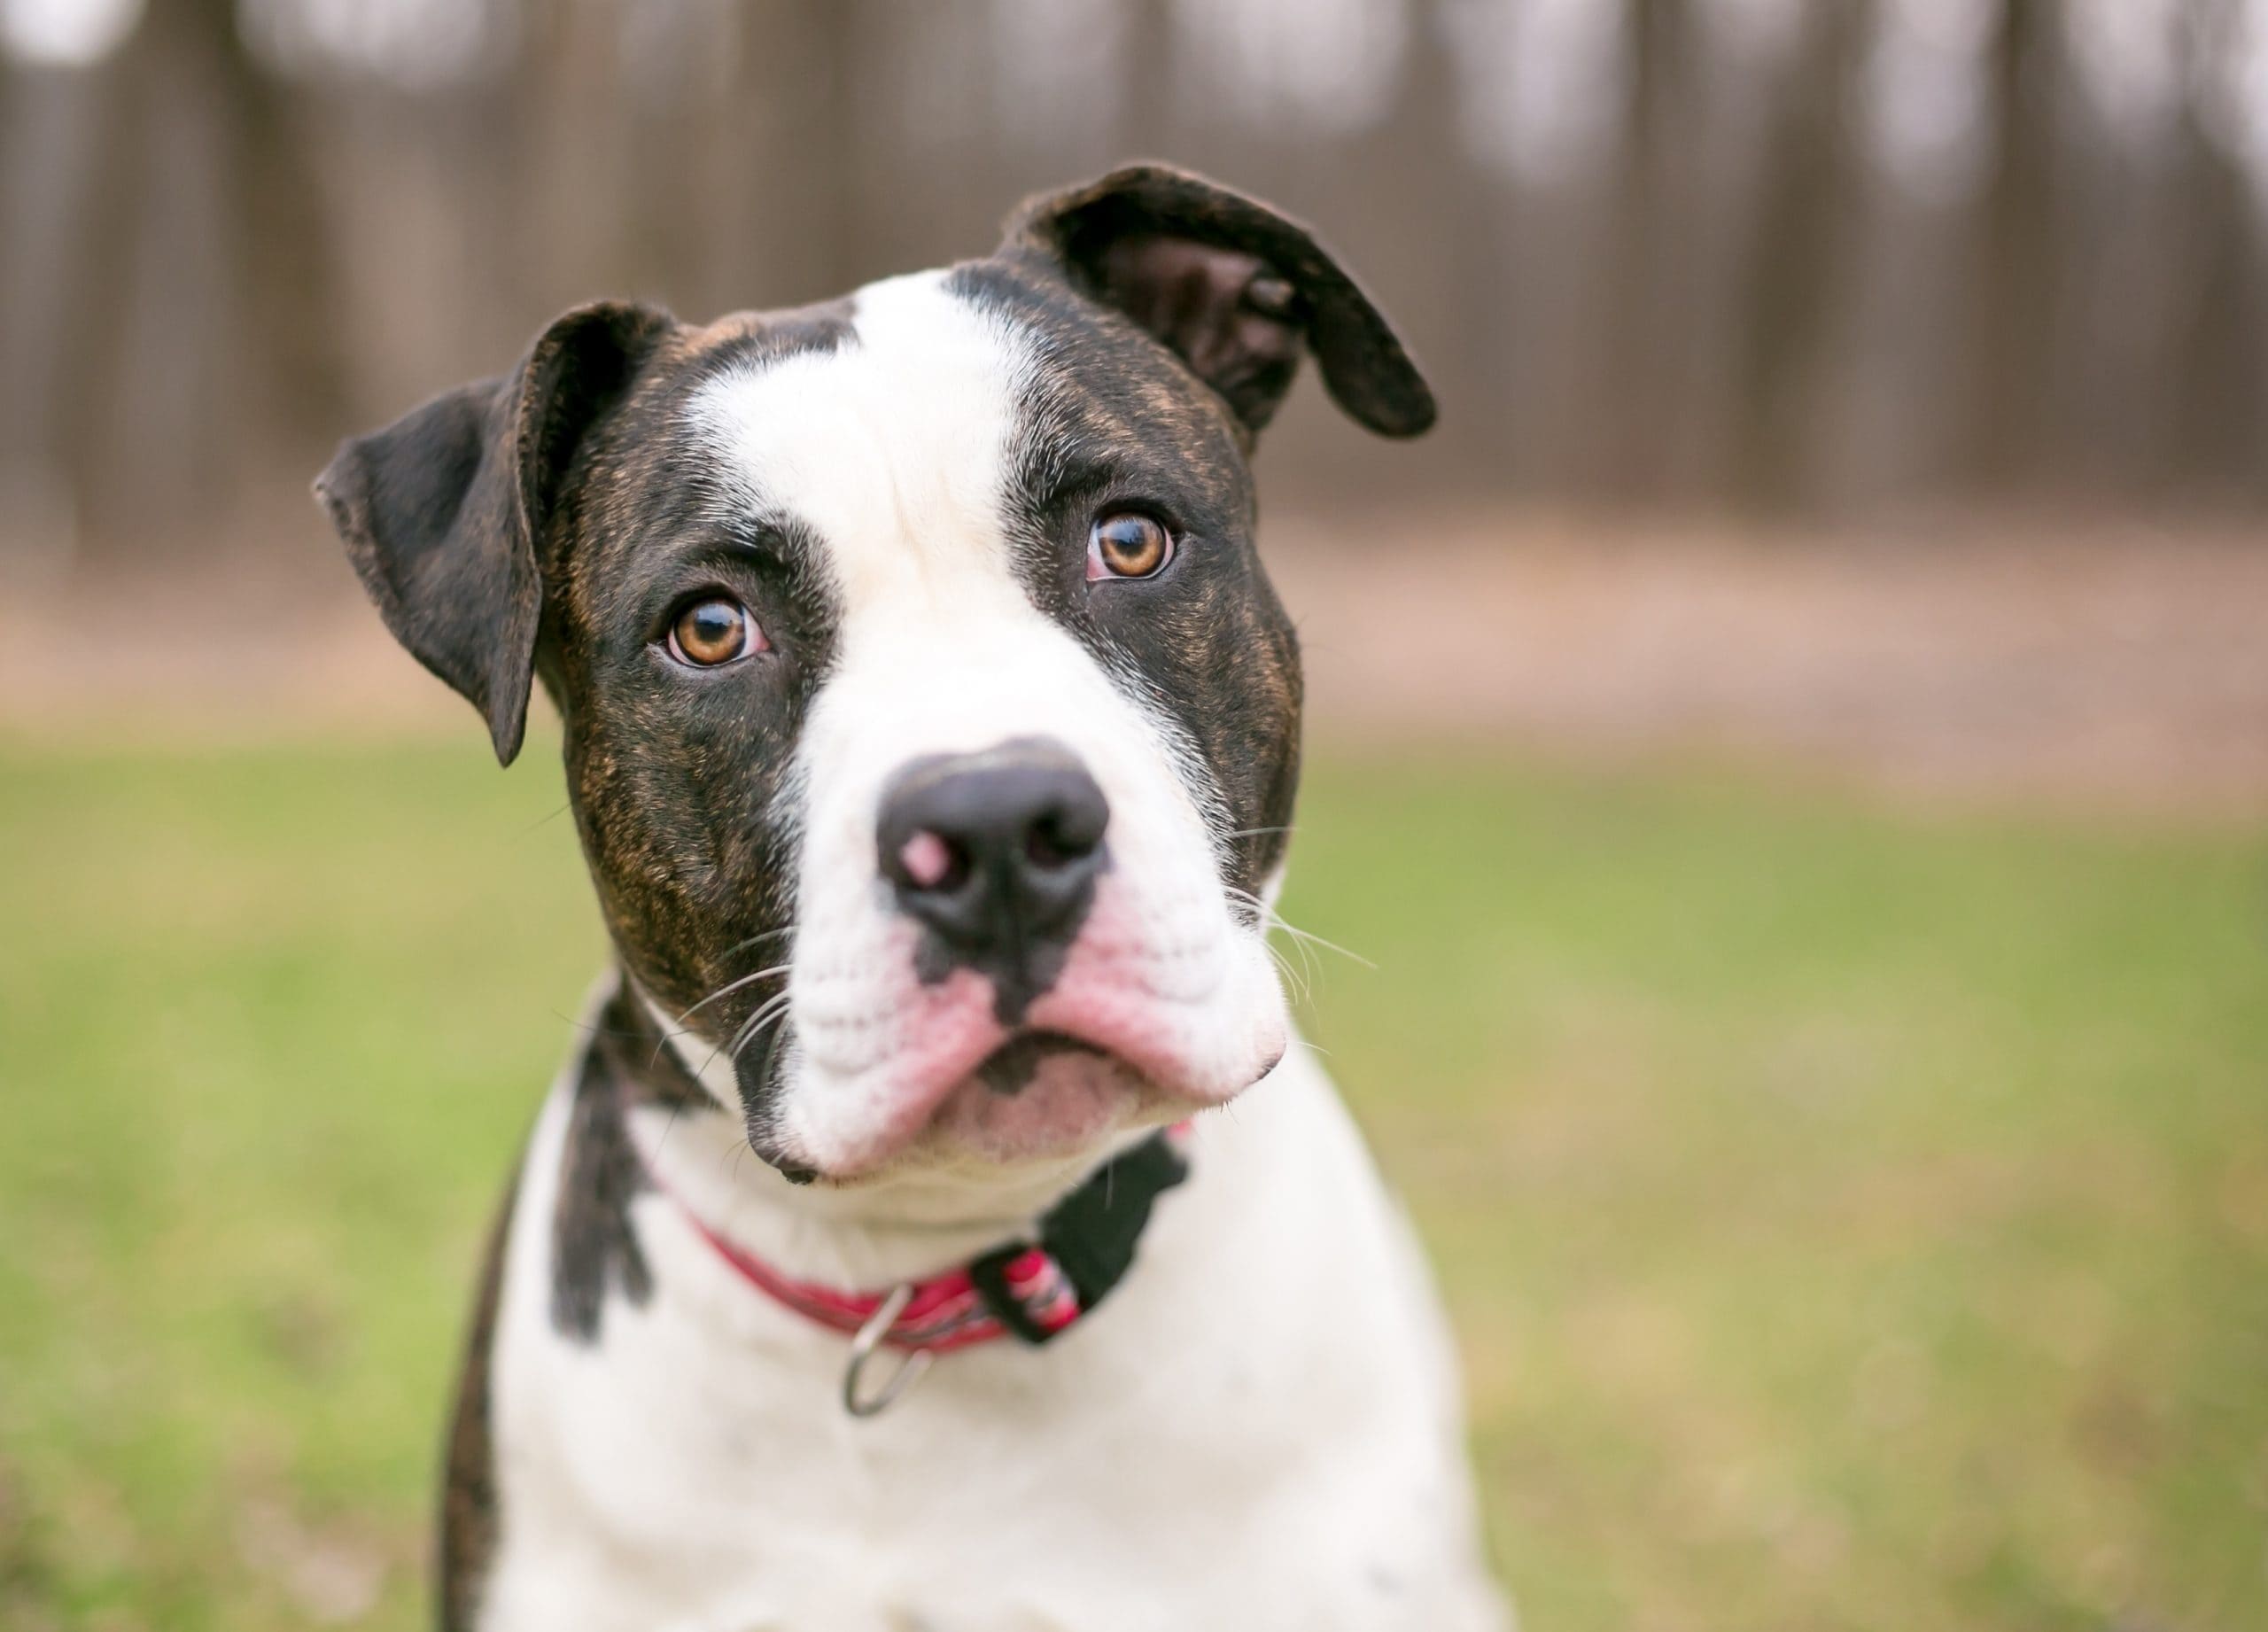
474, 273, 1508, 1628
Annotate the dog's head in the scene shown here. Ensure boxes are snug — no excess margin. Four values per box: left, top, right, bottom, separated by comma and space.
318, 165, 1431, 1185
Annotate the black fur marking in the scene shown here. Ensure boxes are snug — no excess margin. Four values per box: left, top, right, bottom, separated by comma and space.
548, 982, 711, 1341
437, 1154, 520, 1632
548, 1022, 653, 1340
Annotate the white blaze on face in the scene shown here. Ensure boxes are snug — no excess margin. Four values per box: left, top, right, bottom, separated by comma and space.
686, 273, 1286, 1178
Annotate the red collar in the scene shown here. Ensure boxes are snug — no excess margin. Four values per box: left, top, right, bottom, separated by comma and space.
680, 1217, 1078, 1353
649, 1124, 1192, 1408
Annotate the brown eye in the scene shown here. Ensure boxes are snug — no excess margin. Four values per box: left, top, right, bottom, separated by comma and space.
667, 596, 763, 666
1087, 512, 1175, 581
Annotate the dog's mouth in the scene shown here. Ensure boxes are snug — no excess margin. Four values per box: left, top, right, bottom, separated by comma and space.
771, 922, 1288, 1180
974, 1030, 1109, 1097
913, 1029, 1165, 1169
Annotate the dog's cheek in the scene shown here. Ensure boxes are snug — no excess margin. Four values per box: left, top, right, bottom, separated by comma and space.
1195, 581, 1302, 893
566, 727, 705, 1014
1107, 560, 1302, 897
563, 697, 804, 1030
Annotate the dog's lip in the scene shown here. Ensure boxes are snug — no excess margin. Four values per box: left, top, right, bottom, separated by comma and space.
788, 1018, 1208, 1180
974, 1030, 1110, 1097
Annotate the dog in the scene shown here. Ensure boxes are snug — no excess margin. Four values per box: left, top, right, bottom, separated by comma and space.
318, 164, 1506, 1632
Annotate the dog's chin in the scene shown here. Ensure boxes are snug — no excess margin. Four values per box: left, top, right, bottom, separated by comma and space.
922, 1034, 1166, 1165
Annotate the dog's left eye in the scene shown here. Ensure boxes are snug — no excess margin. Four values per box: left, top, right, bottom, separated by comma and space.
666, 596, 765, 667
1086, 512, 1175, 581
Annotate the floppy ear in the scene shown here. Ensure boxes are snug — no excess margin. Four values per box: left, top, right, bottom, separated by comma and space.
1005, 162, 1434, 442
315, 301, 673, 765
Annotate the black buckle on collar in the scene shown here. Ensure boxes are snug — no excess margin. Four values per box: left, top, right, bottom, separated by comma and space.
968, 1129, 1191, 1345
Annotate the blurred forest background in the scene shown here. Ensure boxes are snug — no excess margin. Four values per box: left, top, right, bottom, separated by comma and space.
4, 0, 2268, 567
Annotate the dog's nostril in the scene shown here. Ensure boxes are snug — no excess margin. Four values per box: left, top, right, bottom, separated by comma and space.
1026, 806, 1099, 870
898, 829, 966, 893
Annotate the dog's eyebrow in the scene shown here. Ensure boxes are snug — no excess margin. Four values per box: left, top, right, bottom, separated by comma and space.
721, 511, 830, 580
1018, 431, 1118, 502
674, 473, 809, 563
730, 512, 839, 594
722, 517, 790, 555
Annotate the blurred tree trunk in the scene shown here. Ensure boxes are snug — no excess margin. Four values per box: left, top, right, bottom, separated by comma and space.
1732, 0, 1870, 510
738, 0, 872, 299
50, 0, 349, 542
1601, 0, 1698, 501
2163, 0, 2268, 499
223, 4, 346, 451
1121, 0, 1171, 113
0, 59, 140, 562
1407, 0, 1513, 499
155, 0, 345, 458
1299, 0, 1488, 501
48, 53, 151, 542
1962, 0, 2060, 493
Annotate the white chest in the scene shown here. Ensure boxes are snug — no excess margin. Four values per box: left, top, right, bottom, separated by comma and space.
478, 1057, 1507, 1632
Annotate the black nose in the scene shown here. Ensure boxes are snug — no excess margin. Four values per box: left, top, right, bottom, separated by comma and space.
877, 737, 1110, 1022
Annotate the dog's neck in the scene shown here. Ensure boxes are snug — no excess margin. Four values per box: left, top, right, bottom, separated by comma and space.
613, 975, 1151, 1288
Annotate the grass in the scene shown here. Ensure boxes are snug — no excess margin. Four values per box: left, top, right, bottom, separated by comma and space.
2, 733, 2263, 1631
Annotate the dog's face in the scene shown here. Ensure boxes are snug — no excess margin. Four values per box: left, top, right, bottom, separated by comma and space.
319, 166, 1431, 1184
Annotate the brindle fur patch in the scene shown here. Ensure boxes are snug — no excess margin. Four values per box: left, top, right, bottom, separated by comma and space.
536, 309, 852, 1161
956, 257, 1305, 898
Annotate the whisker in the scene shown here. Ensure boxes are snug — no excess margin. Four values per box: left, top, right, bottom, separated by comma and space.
718, 924, 800, 963
1269, 921, 1377, 971
1261, 937, 1311, 1007
752, 1010, 796, 1106
726, 992, 793, 1056
649, 936, 800, 1069
695, 991, 790, 1077
1233, 890, 1322, 987
677, 963, 793, 1023
1222, 885, 1378, 973
522, 801, 573, 835
654, 1100, 688, 1161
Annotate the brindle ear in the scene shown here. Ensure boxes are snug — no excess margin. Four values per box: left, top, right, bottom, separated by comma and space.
315, 301, 673, 765
1006, 162, 1434, 441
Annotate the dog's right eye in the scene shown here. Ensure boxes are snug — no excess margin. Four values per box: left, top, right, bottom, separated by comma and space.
666, 596, 765, 667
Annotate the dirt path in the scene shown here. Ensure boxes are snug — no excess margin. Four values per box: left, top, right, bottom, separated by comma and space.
5, 512, 2264, 817
1273, 513, 2268, 818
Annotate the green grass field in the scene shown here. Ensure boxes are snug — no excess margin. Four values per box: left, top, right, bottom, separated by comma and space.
3, 734, 2263, 1631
